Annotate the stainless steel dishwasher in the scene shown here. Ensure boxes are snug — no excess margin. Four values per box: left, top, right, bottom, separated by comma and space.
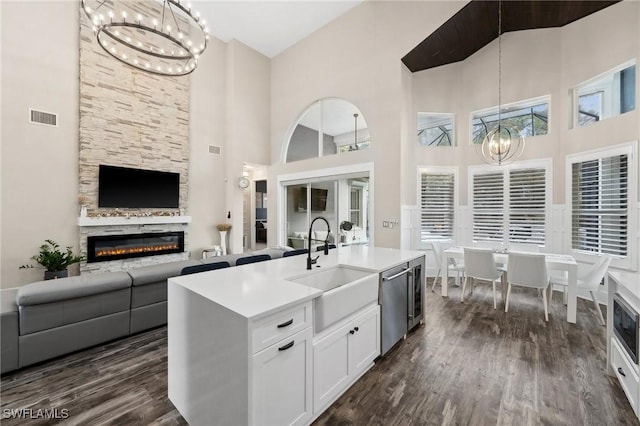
380, 263, 410, 355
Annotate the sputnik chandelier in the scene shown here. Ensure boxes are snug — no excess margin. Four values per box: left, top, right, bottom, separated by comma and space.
476, 0, 525, 165
81, 0, 209, 76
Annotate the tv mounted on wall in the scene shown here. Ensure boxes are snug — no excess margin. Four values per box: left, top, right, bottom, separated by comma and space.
98, 165, 180, 208
296, 187, 328, 212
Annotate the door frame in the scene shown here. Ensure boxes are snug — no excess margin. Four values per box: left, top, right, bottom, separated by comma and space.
276, 162, 375, 247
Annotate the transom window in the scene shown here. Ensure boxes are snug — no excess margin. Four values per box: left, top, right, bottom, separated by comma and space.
471, 97, 549, 144
285, 98, 370, 163
417, 113, 455, 147
573, 61, 636, 128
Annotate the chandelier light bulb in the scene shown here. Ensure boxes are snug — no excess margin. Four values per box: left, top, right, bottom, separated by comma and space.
121, 11, 126, 19
137, 14, 142, 23
166, 25, 172, 33
108, 11, 114, 19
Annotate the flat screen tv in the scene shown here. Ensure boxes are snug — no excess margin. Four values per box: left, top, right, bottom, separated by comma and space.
296, 188, 328, 212
98, 165, 180, 208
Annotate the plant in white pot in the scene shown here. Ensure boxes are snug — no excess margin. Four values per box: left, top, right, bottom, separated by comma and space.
20, 239, 86, 280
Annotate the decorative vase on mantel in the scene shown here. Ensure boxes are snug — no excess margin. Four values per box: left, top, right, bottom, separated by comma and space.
80, 205, 88, 217
217, 224, 232, 256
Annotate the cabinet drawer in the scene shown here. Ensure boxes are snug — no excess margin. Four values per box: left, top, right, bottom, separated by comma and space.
612, 338, 640, 414
252, 302, 311, 353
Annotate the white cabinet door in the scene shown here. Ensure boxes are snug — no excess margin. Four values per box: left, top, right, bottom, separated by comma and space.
313, 322, 351, 413
252, 327, 313, 426
349, 306, 380, 375
312, 305, 380, 414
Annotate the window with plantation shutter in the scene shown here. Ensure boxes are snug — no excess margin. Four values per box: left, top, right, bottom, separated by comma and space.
571, 154, 628, 256
509, 168, 546, 244
470, 161, 550, 246
472, 172, 504, 242
419, 170, 455, 242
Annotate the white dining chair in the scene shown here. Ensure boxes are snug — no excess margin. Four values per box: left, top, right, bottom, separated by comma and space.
431, 241, 465, 291
461, 247, 503, 309
549, 255, 611, 326
505, 252, 550, 321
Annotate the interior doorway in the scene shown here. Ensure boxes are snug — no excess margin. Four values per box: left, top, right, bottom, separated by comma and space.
242, 163, 268, 252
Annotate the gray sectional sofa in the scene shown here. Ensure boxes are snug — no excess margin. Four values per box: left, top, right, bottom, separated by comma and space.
0, 248, 291, 374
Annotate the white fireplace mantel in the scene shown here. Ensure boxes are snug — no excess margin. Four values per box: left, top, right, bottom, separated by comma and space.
78, 216, 192, 227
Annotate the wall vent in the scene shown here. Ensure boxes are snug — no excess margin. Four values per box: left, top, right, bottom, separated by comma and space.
29, 108, 58, 127
208, 145, 221, 155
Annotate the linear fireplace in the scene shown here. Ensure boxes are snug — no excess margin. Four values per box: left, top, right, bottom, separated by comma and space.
87, 231, 184, 263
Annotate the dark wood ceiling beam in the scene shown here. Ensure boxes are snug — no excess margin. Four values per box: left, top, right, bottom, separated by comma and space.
402, 0, 621, 73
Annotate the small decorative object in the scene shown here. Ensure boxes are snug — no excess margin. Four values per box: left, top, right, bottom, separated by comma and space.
20, 239, 86, 280
217, 223, 232, 256
78, 195, 88, 217
238, 176, 250, 189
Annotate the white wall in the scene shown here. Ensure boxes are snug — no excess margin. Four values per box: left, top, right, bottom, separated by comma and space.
225, 40, 271, 253
1, 1, 80, 288
189, 37, 229, 254
268, 1, 466, 248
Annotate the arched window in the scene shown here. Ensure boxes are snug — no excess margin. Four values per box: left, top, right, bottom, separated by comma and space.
284, 98, 370, 163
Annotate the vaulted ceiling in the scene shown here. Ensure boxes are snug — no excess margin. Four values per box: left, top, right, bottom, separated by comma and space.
402, 0, 621, 73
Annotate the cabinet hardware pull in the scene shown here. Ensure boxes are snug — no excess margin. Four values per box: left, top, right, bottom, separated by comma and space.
349, 329, 355, 335
277, 319, 293, 328
618, 367, 626, 377
278, 341, 294, 351
354, 327, 359, 332
382, 268, 411, 281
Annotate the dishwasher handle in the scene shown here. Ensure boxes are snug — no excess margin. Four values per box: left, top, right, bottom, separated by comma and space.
382, 268, 411, 281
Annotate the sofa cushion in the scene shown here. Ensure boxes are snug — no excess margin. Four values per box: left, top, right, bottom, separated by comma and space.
131, 282, 166, 308
16, 271, 132, 306
127, 260, 200, 286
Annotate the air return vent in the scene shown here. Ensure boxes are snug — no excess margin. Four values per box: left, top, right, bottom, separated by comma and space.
208, 145, 221, 155
29, 108, 58, 127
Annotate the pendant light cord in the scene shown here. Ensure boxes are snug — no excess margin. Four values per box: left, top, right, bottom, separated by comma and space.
498, 0, 502, 134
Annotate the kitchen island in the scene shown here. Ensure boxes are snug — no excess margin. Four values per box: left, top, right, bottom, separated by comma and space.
168, 245, 425, 425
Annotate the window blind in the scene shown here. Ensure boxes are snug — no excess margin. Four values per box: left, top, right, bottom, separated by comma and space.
472, 172, 504, 242
572, 154, 628, 256
509, 168, 546, 244
420, 172, 454, 241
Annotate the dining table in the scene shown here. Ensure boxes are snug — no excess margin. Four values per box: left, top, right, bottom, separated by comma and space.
435, 246, 579, 323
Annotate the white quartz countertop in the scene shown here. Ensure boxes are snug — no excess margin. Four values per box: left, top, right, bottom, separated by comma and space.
609, 270, 640, 297
168, 245, 425, 321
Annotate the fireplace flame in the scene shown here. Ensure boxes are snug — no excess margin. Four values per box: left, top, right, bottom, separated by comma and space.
95, 243, 179, 258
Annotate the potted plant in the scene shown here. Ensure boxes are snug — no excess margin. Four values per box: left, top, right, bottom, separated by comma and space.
20, 239, 86, 280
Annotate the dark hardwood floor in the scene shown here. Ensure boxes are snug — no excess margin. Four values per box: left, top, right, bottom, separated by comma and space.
1, 279, 638, 425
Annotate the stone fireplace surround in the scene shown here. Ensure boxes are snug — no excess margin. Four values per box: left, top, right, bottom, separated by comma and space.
78, 3, 192, 274
79, 216, 191, 274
